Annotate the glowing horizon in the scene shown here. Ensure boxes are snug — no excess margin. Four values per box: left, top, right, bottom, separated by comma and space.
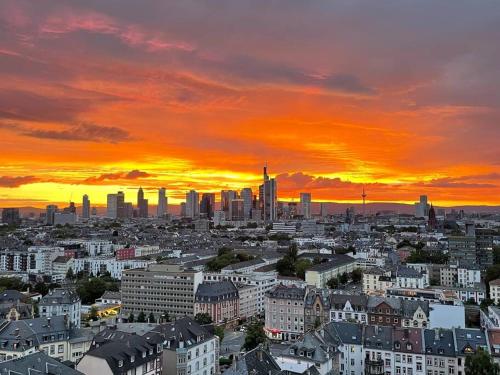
0, 1, 499, 208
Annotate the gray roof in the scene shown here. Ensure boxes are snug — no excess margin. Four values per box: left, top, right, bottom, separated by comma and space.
40, 288, 80, 306
401, 299, 429, 318
100, 291, 121, 300
307, 254, 356, 272
266, 284, 306, 300
363, 325, 394, 351
330, 294, 368, 310
195, 281, 238, 302
0, 316, 71, 352
367, 296, 401, 312
453, 328, 488, 355
221, 258, 266, 271
397, 266, 423, 278
423, 329, 456, 357
151, 317, 214, 349
224, 346, 282, 375
0, 351, 83, 374
304, 289, 331, 309
323, 321, 363, 346
0, 290, 28, 304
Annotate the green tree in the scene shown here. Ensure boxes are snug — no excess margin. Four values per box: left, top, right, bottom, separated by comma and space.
128, 313, 135, 322
214, 326, 225, 342
465, 348, 500, 375
148, 312, 156, 323
195, 313, 213, 325
137, 311, 146, 322
243, 321, 266, 351
295, 259, 312, 280
351, 268, 362, 283
339, 272, 349, 285
89, 306, 99, 321
66, 267, 75, 280
327, 277, 339, 289
276, 257, 295, 277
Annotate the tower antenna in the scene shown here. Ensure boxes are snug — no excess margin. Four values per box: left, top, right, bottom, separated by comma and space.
362, 186, 367, 216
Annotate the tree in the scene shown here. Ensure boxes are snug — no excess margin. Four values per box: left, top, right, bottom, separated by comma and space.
128, 313, 135, 323
66, 267, 75, 280
351, 268, 362, 283
89, 306, 99, 321
243, 321, 266, 351
295, 259, 312, 280
276, 257, 295, 277
339, 272, 349, 285
148, 312, 156, 323
162, 312, 171, 322
195, 313, 213, 325
137, 311, 146, 322
327, 277, 339, 289
465, 348, 500, 375
214, 326, 225, 342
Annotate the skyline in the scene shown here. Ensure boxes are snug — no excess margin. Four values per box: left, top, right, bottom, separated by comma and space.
1, 1, 500, 207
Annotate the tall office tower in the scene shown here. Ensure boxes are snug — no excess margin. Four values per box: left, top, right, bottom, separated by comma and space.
46, 205, 58, 225
221, 190, 238, 215
82, 195, 90, 219
476, 228, 494, 269
300, 192, 312, 219
137, 187, 149, 218
320, 203, 328, 217
229, 199, 245, 221
107, 191, 125, 219
415, 195, 429, 217
157, 188, 167, 217
259, 166, 277, 222
1, 208, 20, 226
185, 190, 200, 219
200, 193, 216, 219
240, 188, 253, 219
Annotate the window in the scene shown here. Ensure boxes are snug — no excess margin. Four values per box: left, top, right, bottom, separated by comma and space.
118, 360, 123, 367
58, 344, 64, 354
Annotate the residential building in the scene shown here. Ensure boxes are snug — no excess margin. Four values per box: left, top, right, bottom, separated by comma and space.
77, 328, 162, 375
393, 328, 425, 375
265, 284, 306, 341
0, 351, 83, 375
363, 267, 393, 295
304, 288, 331, 331
329, 294, 368, 325
396, 266, 429, 289
225, 346, 281, 375
0, 290, 33, 321
194, 281, 239, 324
423, 328, 458, 375
305, 254, 357, 288
490, 279, 500, 305
39, 288, 81, 328
0, 316, 92, 363
154, 317, 219, 375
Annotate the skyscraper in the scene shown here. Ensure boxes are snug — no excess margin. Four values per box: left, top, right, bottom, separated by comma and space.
82, 195, 90, 219
229, 199, 245, 221
221, 190, 238, 215
186, 190, 200, 219
200, 193, 216, 219
137, 187, 148, 218
240, 188, 253, 219
1, 208, 20, 226
259, 166, 277, 222
157, 188, 167, 217
415, 195, 429, 218
300, 192, 312, 219
46, 205, 58, 225
107, 191, 125, 219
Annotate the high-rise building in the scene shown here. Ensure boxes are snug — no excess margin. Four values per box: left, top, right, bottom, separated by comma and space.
229, 199, 245, 221
107, 192, 125, 219
240, 188, 253, 219
415, 195, 429, 217
200, 193, 216, 219
185, 190, 199, 219
46, 205, 58, 225
137, 187, 148, 218
221, 190, 238, 215
82, 195, 90, 219
300, 192, 312, 219
1, 208, 20, 226
259, 166, 277, 222
157, 188, 167, 217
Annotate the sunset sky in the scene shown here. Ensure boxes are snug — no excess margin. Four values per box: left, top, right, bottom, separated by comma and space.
0, 0, 499, 207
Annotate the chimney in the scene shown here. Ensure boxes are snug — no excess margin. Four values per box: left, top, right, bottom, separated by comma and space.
434, 329, 439, 341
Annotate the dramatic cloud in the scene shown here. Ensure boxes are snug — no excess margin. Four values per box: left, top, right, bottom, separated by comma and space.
0, 176, 39, 188
84, 169, 152, 183
0, 0, 499, 206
